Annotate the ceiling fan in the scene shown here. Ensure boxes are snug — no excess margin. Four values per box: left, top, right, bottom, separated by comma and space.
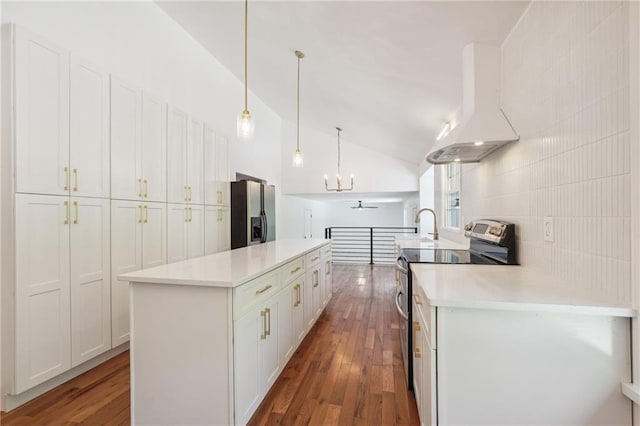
351, 201, 378, 210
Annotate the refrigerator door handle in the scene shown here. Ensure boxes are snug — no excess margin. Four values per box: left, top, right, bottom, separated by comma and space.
260, 212, 267, 243
264, 212, 268, 242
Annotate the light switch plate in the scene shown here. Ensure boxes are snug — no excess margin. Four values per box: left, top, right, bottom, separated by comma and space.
544, 216, 554, 242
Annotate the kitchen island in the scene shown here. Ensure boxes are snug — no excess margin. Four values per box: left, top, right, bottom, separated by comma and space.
119, 239, 332, 425
410, 263, 634, 425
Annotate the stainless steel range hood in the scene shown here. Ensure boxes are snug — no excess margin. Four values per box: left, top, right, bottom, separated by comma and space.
426, 43, 518, 165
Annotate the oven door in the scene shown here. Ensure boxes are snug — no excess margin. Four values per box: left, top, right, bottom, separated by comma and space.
395, 256, 410, 388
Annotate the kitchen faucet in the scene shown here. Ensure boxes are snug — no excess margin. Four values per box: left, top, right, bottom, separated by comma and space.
414, 208, 439, 240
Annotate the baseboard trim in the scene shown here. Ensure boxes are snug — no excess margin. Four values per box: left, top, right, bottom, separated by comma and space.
2, 343, 129, 412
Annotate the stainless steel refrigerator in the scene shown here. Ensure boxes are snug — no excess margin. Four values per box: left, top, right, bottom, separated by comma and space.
231, 181, 276, 249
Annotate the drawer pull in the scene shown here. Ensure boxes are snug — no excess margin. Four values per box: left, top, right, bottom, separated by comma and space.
413, 294, 423, 305
255, 284, 272, 295
294, 284, 301, 306
312, 256, 319, 262
325, 260, 331, 275
291, 266, 302, 274
265, 307, 271, 336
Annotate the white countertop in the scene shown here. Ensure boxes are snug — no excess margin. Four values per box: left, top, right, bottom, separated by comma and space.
411, 264, 635, 317
119, 239, 330, 288
395, 235, 468, 250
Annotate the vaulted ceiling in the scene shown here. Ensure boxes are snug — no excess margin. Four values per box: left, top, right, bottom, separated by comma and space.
159, 1, 529, 165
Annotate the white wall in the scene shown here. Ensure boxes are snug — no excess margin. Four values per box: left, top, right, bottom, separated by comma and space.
326, 202, 405, 228
440, 1, 633, 305
281, 120, 419, 195
418, 166, 435, 235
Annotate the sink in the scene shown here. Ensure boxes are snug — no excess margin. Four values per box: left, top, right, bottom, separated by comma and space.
395, 234, 470, 250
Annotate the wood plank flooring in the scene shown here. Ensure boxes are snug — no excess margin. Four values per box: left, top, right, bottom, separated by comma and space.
1, 264, 418, 425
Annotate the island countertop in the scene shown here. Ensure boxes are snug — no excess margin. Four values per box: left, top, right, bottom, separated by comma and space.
119, 239, 330, 288
411, 263, 635, 317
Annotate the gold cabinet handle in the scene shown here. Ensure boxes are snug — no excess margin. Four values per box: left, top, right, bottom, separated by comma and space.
291, 266, 301, 275
326, 261, 331, 275
217, 209, 221, 222
143, 179, 148, 198
64, 201, 69, 224
138, 178, 143, 197
184, 207, 189, 223
189, 207, 193, 222
312, 256, 319, 262
313, 270, 319, 288
265, 307, 271, 336
64, 167, 69, 191
260, 310, 267, 340
413, 294, 423, 305
73, 168, 78, 192
138, 205, 143, 224
143, 205, 148, 223
217, 190, 222, 204
73, 201, 79, 224
413, 321, 421, 358
293, 284, 300, 307
255, 284, 272, 295
188, 186, 192, 201
184, 186, 189, 202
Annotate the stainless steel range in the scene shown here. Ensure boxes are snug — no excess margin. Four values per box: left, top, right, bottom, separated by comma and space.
395, 219, 518, 390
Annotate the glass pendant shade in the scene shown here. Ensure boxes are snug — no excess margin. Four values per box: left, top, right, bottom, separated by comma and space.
237, 110, 254, 141
292, 148, 304, 168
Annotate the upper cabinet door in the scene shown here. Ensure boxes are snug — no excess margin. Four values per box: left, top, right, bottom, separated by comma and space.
141, 94, 167, 203
215, 133, 230, 206
110, 77, 142, 201
203, 126, 217, 206
167, 107, 188, 204
70, 57, 110, 198
15, 193, 71, 393
187, 117, 204, 204
14, 26, 70, 196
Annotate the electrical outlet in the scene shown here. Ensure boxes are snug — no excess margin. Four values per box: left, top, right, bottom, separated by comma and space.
544, 216, 554, 242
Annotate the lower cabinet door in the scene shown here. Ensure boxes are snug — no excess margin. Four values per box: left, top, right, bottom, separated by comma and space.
15, 194, 71, 393
234, 309, 262, 425
278, 282, 295, 363
110, 200, 142, 346
70, 197, 111, 367
167, 203, 188, 263
292, 278, 306, 345
260, 299, 280, 391
303, 269, 315, 331
234, 298, 280, 424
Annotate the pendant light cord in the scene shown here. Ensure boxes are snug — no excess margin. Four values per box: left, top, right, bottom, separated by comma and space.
336, 127, 342, 176
296, 54, 300, 151
244, 0, 248, 113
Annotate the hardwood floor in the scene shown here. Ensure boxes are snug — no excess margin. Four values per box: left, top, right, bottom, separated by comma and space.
1, 264, 418, 425
248, 264, 419, 425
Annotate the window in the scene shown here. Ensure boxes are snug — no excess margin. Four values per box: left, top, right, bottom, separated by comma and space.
443, 163, 460, 228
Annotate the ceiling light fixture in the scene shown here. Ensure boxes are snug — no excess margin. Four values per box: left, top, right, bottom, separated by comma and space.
324, 127, 354, 192
292, 50, 305, 168
237, 0, 254, 141
436, 121, 451, 141
474, 141, 484, 146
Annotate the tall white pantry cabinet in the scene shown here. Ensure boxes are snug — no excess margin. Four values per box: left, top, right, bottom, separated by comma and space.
3, 25, 231, 399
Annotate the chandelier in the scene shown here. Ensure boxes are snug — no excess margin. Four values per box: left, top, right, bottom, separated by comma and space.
324, 127, 354, 192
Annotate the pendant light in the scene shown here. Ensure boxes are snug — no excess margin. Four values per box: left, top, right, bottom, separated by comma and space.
237, 0, 254, 141
292, 50, 305, 168
324, 127, 354, 192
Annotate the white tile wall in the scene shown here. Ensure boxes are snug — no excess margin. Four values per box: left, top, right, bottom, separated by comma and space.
462, 1, 631, 304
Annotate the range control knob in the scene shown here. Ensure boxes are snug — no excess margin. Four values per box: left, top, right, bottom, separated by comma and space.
464, 223, 473, 231
495, 228, 503, 236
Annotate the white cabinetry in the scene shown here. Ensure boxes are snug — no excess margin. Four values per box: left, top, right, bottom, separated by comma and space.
205, 205, 230, 255
15, 194, 111, 392
167, 106, 188, 204
204, 127, 230, 206
15, 194, 71, 393
14, 27, 109, 198
168, 109, 205, 204
168, 203, 204, 263
111, 200, 166, 346
14, 27, 69, 196
70, 197, 111, 367
111, 79, 167, 202
412, 288, 436, 426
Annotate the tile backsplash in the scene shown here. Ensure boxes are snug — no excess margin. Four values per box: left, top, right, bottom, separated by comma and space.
462, 1, 631, 303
